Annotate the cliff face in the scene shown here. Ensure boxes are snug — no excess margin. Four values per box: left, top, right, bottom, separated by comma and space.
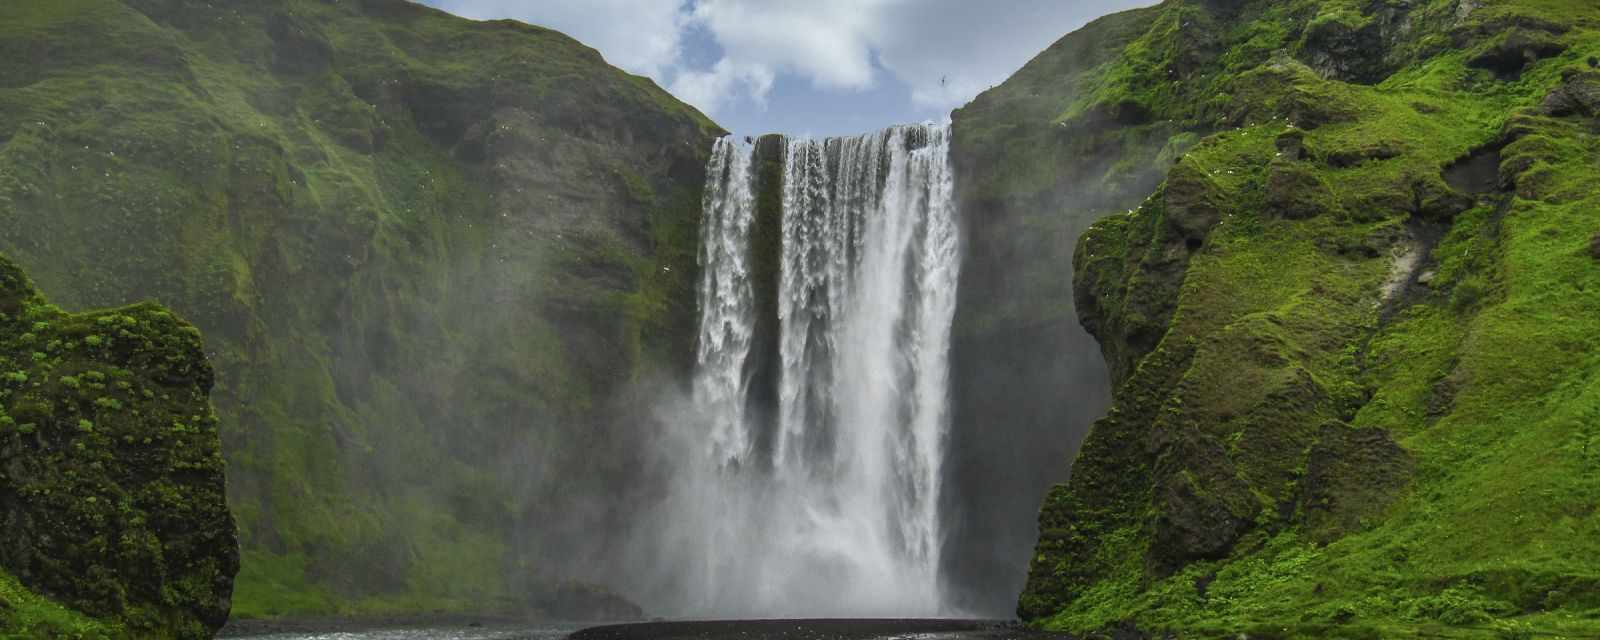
944, 5, 1173, 613
0, 0, 720, 614
0, 254, 237, 639
1000, 0, 1600, 635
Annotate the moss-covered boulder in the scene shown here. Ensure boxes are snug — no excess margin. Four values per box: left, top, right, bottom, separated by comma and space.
0, 254, 237, 639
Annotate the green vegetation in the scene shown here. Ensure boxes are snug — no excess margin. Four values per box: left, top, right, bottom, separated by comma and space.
0, 254, 236, 639
0, 0, 720, 620
999, 0, 1600, 636
0, 569, 126, 640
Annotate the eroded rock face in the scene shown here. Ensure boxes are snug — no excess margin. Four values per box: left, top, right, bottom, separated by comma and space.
1540, 69, 1600, 117
1165, 160, 1229, 240
1149, 436, 1258, 570
1467, 28, 1568, 79
0, 255, 237, 638
1299, 4, 1416, 84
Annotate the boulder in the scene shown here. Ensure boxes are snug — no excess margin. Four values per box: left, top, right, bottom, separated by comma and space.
1540, 69, 1600, 118
1163, 160, 1229, 241
0, 255, 237, 639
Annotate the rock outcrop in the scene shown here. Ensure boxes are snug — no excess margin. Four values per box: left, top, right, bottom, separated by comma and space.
0, 254, 237, 638
982, 0, 1600, 635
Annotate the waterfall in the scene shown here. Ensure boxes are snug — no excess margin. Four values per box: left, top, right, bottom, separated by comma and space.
667, 123, 961, 617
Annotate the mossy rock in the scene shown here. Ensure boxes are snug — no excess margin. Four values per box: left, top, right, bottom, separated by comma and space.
1266, 158, 1340, 220
1466, 28, 1568, 79
1007, 0, 1600, 635
1297, 423, 1413, 544
0, 253, 237, 639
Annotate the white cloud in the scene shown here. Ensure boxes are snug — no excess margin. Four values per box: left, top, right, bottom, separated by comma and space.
426, 0, 688, 79
668, 58, 777, 114
419, 0, 1157, 123
687, 0, 887, 92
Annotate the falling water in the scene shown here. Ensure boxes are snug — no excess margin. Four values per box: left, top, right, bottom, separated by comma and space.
667, 123, 961, 617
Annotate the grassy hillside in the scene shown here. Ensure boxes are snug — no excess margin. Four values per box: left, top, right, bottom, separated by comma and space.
995, 0, 1600, 636
0, 0, 720, 617
0, 253, 236, 639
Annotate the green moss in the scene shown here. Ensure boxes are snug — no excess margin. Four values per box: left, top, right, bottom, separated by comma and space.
1012, 0, 1600, 636
0, 568, 127, 640
0, 0, 720, 618
0, 253, 236, 639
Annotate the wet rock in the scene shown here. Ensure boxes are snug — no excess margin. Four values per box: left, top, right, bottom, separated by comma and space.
1444, 146, 1505, 194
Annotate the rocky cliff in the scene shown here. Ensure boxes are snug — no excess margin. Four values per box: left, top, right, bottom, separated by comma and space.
0, 254, 237, 639
996, 0, 1600, 635
0, 0, 720, 615
945, 2, 1174, 614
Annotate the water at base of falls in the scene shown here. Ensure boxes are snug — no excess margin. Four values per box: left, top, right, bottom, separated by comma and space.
653, 123, 961, 618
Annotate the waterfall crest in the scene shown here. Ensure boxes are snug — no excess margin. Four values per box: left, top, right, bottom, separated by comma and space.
665, 123, 960, 617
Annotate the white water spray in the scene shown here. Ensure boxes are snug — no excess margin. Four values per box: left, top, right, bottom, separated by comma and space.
658, 123, 961, 617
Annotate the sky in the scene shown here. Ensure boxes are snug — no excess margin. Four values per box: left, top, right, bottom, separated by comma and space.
417, 0, 1156, 137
